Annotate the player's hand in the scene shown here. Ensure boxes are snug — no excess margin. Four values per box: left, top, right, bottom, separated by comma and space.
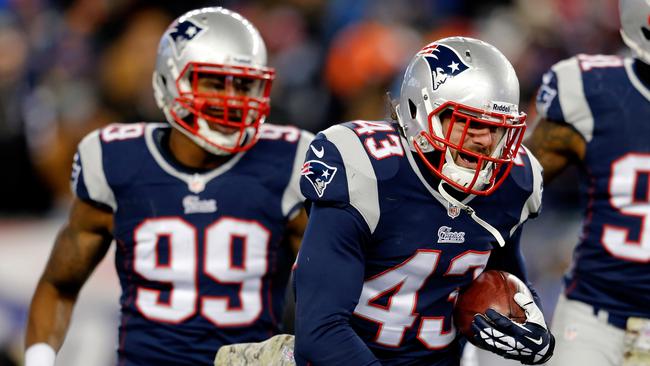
470, 292, 555, 365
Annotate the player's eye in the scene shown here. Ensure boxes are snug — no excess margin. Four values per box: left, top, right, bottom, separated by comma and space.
233, 77, 255, 93
206, 77, 226, 90
196, 74, 226, 91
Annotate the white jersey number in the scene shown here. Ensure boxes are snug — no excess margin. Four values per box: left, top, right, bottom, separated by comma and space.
352, 121, 405, 160
134, 217, 270, 325
353, 250, 490, 348
101, 123, 145, 142
602, 154, 650, 262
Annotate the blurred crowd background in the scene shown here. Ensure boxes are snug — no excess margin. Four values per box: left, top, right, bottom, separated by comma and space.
0, 0, 624, 365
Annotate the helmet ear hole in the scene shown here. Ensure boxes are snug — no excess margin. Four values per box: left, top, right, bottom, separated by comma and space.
643, 26, 650, 41
408, 99, 417, 119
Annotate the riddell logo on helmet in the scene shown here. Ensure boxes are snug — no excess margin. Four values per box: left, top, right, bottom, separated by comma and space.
492, 103, 511, 113
490, 102, 517, 114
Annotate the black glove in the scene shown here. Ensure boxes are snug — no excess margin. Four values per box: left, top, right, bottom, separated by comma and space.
470, 292, 555, 364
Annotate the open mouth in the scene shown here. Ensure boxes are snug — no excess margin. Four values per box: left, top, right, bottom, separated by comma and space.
456, 151, 479, 169
210, 124, 239, 134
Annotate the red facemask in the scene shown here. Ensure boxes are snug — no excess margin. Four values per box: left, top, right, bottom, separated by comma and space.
171, 62, 275, 153
414, 101, 527, 195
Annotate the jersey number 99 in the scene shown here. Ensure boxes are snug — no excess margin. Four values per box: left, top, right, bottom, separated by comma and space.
133, 217, 270, 326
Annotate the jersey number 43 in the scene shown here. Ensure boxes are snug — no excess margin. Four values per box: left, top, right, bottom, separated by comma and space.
354, 250, 490, 349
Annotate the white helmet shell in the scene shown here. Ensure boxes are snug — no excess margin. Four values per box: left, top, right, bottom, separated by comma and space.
153, 7, 274, 155
620, 0, 650, 64
397, 37, 526, 195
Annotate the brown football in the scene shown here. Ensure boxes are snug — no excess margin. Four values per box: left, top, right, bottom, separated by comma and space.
453, 270, 528, 340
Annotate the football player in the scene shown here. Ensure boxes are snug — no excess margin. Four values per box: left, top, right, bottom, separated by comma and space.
294, 37, 554, 365
24, 7, 312, 366
526, 0, 650, 365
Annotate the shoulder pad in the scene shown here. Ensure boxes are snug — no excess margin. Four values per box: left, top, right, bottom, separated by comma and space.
72, 129, 117, 211
300, 124, 381, 232
72, 122, 152, 211
258, 123, 304, 144
536, 55, 623, 143
278, 127, 315, 218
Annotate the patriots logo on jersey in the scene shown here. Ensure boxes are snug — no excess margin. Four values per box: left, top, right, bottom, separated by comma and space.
420, 44, 469, 91
301, 160, 337, 198
535, 71, 557, 117
168, 19, 204, 57
70, 152, 81, 193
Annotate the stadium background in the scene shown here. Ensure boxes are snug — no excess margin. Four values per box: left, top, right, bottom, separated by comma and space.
0, 0, 622, 364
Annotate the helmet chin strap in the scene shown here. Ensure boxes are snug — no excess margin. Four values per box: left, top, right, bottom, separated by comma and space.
437, 181, 505, 247
440, 158, 491, 190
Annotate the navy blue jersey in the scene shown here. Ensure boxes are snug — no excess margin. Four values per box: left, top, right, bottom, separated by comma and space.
294, 121, 542, 365
536, 55, 650, 319
71, 122, 313, 366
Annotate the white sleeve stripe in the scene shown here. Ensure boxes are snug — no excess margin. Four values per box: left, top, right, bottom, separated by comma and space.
281, 130, 314, 218
553, 57, 594, 142
78, 130, 117, 211
323, 126, 380, 233
510, 146, 543, 236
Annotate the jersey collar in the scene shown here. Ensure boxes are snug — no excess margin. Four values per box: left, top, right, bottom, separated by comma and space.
145, 123, 246, 193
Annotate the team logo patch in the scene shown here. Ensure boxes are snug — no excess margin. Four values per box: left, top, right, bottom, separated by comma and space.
70, 152, 82, 193
168, 19, 205, 57
301, 160, 337, 198
419, 44, 469, 91
536, 71, 557, 117
437, 226, 465, 244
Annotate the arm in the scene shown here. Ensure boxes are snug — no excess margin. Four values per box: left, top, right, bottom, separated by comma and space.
280, 207, 307, 334
294, 204, 380, 366
524, 117, 586, 183
485, 228, 542, 307
286, 208, 308, 256
25, 198, 113, 360
486, 229, 530, 288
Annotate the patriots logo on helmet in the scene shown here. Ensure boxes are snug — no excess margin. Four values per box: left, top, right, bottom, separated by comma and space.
419, 44, 469, 91
168, 19, 205, 57
301, 160, 338, 198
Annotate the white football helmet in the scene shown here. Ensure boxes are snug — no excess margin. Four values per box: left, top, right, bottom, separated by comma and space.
620, 0, 650, 64
153, 7, 274, 155
396, 37, 526, 195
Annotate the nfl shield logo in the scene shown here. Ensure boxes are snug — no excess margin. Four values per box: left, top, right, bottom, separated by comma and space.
188, 174, 206, 193
447, 205, 461, 219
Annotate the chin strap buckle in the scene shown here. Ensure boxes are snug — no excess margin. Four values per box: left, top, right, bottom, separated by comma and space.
437, 181, 506, 247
